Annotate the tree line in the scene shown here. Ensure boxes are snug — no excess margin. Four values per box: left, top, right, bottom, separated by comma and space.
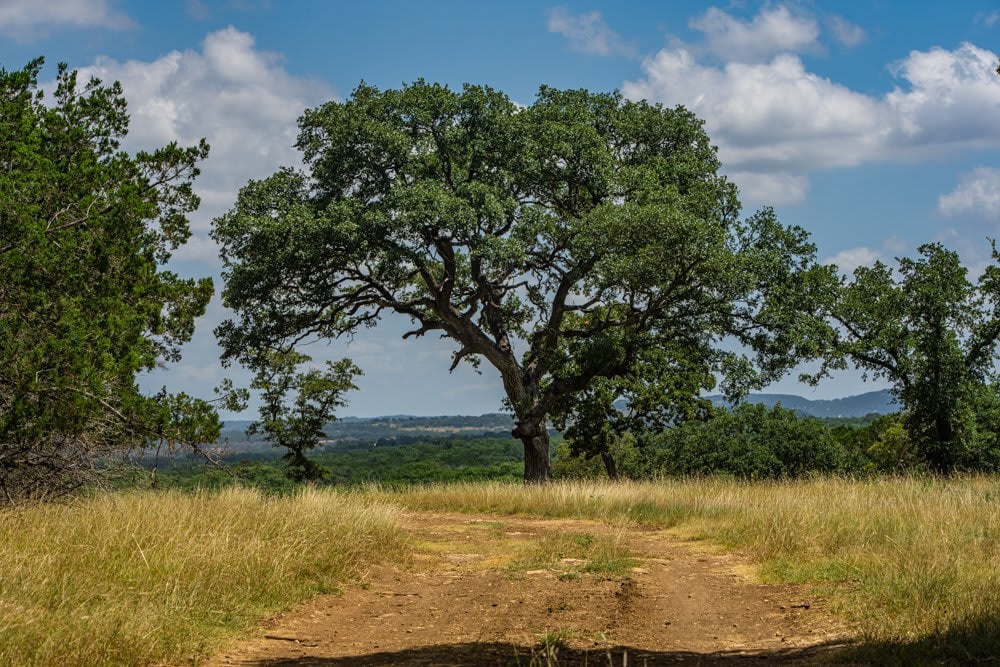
3, 58, 1000, 498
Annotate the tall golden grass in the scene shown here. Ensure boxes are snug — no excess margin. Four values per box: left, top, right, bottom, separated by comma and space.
3, 478, 997, 664
0, 487, 405, 666
370, 476, 1000, 660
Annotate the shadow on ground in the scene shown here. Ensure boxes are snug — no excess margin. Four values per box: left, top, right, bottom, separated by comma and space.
250, 640, 851, 666
835, 612, 1000, 666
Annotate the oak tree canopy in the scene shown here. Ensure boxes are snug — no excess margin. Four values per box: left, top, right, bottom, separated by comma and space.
213, 81, 830, 482
814, 243, 1000, 472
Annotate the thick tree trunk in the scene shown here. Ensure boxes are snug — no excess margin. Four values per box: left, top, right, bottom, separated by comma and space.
516, 420, 552, 483
931, 414, 957, 473
600, 449, 619, 480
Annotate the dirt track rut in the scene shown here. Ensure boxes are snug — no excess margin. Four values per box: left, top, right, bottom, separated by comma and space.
207, 512, 848, 665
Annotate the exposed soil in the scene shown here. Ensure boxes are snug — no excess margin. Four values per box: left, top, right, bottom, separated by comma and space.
206, 511, 849, 666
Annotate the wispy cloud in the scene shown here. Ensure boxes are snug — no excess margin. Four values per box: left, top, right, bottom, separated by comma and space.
689, 5, 820, 62
547, 7, 636, 57
828, 15, 867, 48
186, 0, 211, 21
0, 0, 135, 40
976, 10, 1000, 27
939, 167, 1000, 220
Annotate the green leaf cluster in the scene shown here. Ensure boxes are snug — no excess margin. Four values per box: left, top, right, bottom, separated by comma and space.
817, 243, 1000, 472
243, 351, 361, 482
556, 404, 842, 480
0, 59, 214, 500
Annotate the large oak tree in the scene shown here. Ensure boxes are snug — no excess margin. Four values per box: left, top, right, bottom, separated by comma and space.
213, 82, 829, 482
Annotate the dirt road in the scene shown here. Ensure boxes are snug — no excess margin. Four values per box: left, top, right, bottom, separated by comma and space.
208, 511, 848, 665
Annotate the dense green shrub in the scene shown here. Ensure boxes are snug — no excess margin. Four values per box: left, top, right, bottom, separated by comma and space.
829, 390, 1000, 474
950, 386, 1000, 472
645, 404, 842, 478
830, 414, 913, 473
556, 404, 846, 480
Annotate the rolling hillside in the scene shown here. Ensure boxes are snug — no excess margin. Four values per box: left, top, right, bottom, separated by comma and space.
706, 389, 897, 418
221, 390, 897, 443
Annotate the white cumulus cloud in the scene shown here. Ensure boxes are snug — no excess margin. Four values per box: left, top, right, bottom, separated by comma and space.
886, 43, 1000, 152
689, 5, 820, 62
547, 7, 636, 57
824, 246, 884, 276
76, 26, 335, 245
622, 48, 887, 203
0, 0, 134, 39
938, 168, 1000, 220
623, 4, 1000, 208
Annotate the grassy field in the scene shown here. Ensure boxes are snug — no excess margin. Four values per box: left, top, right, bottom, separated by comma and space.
0, 487, 405, 666
2, 477, 998, 664
369, 476, 1000, 663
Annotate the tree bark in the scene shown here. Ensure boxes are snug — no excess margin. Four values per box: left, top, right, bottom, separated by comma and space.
516, 420, 552, 483
932, 413, 957, 473
600, 449, 619, 480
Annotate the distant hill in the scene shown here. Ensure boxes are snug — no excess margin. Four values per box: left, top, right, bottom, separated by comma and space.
220, 390, 899, 444
220, 413, 515, 446
706, 389, 897, 418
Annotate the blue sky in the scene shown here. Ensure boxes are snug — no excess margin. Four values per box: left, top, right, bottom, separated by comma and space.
4, 0, 1000, 416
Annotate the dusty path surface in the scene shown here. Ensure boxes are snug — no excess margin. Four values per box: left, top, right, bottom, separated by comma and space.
208, 511, 848, 666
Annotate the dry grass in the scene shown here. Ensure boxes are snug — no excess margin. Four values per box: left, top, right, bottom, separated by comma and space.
5, 477, 997, 664
506, 531, 635, 577
367, 476, 1000, 661
0, 487, 405, 666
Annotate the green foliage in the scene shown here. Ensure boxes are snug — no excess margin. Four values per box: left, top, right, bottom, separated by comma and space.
553, 431, 646, 480
648, 404, 842, 478
239, 351, 361, 482
317, 437, 524, 486
213, 81, 828, 481
552, 440, 607, 480
0, 59, 214, 501
148, 436, 525, 490
557, 404, 844, 480
828, 413, 921, 473
818, 243, 1000, 472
